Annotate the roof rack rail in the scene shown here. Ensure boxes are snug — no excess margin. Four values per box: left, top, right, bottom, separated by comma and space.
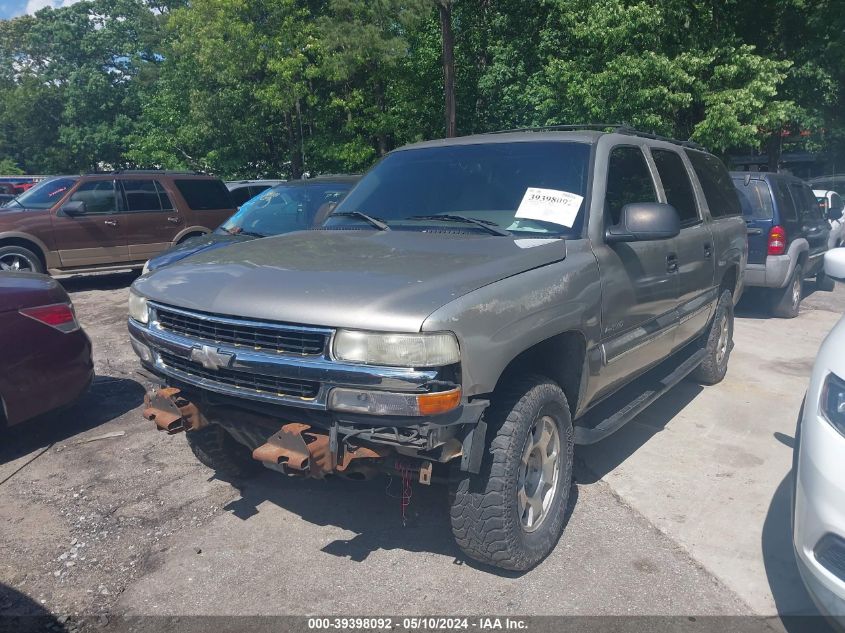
90, 169, 206, 176
487, 123, 705, 151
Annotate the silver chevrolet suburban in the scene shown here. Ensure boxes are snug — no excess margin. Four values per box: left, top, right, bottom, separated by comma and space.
128, 126, 747, 571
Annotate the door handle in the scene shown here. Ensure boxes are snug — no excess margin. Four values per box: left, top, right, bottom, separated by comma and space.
104, 219, 118, 227
703, 243, 713, 259
167, 216, 182, 224
747, 228, 763, 235
666, 253, 679, 273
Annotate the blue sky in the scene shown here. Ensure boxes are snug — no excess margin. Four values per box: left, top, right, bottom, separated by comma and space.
0, 0, 83, 20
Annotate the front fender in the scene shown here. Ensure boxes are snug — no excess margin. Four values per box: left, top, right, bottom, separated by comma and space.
422, 241, 602, 398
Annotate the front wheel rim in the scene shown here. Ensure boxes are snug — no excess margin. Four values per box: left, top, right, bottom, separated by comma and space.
517, 414, 561, 532
0, 253, 35, 272
715, 313, 730, 366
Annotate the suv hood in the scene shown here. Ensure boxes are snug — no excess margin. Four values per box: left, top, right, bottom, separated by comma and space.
133, 230, 566, 331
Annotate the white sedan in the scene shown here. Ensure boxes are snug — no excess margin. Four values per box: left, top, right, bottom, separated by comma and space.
794, 248, 845, 624
814, 189, 845, 250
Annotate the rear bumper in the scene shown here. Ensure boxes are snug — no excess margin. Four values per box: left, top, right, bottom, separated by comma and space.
743, 256, 792, 288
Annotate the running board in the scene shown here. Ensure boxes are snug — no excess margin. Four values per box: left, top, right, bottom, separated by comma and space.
574, 347, 707, 445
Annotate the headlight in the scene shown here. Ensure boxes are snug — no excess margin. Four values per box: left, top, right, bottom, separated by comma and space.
821, 372, 845, 436
333, 330, 460, 367
128, 290, 149, 324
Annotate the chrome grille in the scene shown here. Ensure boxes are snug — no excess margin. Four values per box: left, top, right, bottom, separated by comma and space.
159, 351, 319, 399
154, 305, 327, 355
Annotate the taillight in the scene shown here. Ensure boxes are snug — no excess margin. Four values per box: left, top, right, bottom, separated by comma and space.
768, 225, 787, 256
19, 302, 79, 333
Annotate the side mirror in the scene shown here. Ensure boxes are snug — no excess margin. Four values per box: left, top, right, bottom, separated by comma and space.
824, 248, 845, 283
61, 200, 87, 216
605, 203, 681, 243
828, 205, 843, 222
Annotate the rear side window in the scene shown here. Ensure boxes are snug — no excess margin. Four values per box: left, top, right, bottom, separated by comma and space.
773, 179, 798, 222
175, 179, 233, 210
652, 149, 699, 225
123, 179, 162, 212
684, 150, 741, 218
155, 182, 174, 210
605, 146, 657, 226
732, 178, 774, 220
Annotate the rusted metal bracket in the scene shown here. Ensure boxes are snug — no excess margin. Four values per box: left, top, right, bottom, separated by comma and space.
253, 423, 390, 478
142, 387, 206, 434
419, 461, 432, 485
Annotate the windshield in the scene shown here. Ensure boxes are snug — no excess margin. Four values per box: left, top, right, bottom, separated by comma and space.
12, 177, 78, 209
217, 182, 354, 237
329, 141, 591, 236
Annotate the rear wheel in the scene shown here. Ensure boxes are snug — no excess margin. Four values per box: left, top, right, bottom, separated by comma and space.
0, 245, 44, 274
770, 263, 803, 318
449, 375, 573, 571
690, 289, 734, 385
185, 424, 262, 480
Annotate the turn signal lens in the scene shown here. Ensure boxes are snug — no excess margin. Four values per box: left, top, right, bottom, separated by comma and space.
19, 303, 79, 333
417, 388, 462, 416
768, 225, 787, 256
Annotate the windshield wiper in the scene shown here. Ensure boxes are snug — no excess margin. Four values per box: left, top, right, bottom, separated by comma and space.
408, 214, 511, 236
236, 230, 267, 238
331, 211, 390, 231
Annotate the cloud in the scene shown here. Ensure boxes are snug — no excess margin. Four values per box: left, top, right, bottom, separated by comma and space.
24, 0, 83, 15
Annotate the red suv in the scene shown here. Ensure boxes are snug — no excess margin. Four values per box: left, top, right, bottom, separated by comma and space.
0, 171, 236, 275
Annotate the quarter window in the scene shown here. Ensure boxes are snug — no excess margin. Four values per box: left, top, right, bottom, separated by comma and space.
605, 146, 657, 226
773, 179, 797, 222
652, 149, 699, 225
175, 179, 233, 210
69, 180, 117, 215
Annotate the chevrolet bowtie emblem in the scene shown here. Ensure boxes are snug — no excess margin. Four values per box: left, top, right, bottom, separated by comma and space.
190, 345, 234, 371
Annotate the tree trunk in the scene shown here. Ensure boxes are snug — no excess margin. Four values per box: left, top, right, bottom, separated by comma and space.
766, 131, 783, 173
439, 1, 457, 138
285, 110, 303, 179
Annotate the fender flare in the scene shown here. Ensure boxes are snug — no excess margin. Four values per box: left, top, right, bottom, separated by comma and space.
172, 226, 211, 244
0, 230, 54, 268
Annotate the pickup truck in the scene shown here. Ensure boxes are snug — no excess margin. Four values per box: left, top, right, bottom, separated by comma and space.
128, 126, 747, 571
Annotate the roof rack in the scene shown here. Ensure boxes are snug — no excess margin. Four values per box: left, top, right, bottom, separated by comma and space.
88, 169, 206, 176
487, 123, 705, 151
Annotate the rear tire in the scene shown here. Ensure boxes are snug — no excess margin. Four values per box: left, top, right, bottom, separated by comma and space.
770, 263, 803, 318
449, 375, 574, 571
816, 269, 835, 292
185, 424, 262, 480
0, 245, 44, 274
690, 289, 734, 385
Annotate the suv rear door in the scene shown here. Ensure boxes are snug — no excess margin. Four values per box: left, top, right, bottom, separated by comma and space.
50, 178, 129, 267
172, 178, 235, 229
788, 179, 829, 272
120, 178, 182, 262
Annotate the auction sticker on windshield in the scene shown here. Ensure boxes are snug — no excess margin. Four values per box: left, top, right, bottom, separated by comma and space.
515, 187, 583, 227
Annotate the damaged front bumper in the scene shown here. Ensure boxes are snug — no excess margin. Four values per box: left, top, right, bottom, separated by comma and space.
130, 305, 489, 475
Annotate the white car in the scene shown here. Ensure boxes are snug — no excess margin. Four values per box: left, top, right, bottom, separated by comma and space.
814, 189, 845, 250
794, 248, 845, 625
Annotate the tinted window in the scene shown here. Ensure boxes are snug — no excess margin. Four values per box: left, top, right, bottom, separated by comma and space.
732, 178, 774, 220
123, 179, 161, 212
773, 179, 798, 222
155, 181, 174, 210
685, 150, 741, 218
831, 193, 843, 214
219, 183, 355, 237
13, 177, 77, 209
175, 179, 233, 210
69, 180, 117, 214
229, 186, 253, 206
789, 182, 819, 220
333, 142, 591, 236
605, 146, 657, 226
652, 149, 699, 224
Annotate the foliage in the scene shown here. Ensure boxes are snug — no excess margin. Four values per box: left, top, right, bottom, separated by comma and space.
0, 0, 843, 176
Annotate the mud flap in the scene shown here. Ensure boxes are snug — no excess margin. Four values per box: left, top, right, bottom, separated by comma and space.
460, 419, 487, 474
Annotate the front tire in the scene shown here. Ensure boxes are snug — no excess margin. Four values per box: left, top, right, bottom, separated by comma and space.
770, 263, 803, 318
449, 375, 574, 571
185, 424, 262, 480
690, 289, 734, 385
